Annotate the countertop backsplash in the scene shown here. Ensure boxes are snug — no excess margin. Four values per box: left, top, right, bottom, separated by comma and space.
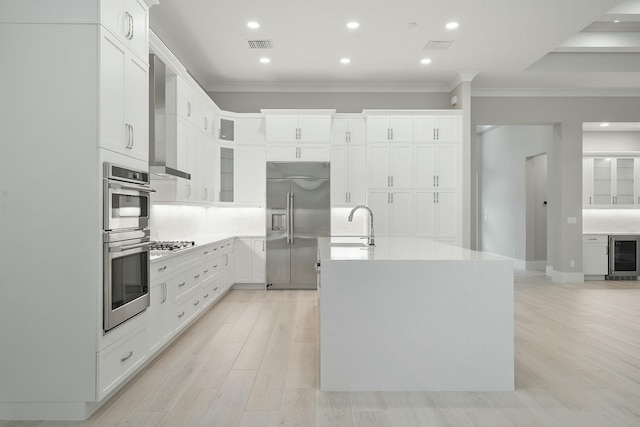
583, 209, 640, 234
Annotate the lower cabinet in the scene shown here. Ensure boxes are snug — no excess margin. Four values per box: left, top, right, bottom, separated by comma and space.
234, 237, 266, 285
583, 235, 608, 275
97, 327, 148, 400
414, 190, 460, 241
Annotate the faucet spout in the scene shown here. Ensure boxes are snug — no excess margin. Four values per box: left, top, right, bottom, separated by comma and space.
347, 205, 375, 246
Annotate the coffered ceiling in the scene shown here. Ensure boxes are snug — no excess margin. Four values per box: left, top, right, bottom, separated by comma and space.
150, 0, 640, 93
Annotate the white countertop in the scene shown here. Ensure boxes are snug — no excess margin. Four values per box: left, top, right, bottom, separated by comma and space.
318, 237, 511, 262
150, 234, 237, 262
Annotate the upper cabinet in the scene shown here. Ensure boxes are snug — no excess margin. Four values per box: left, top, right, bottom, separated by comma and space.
99, 29, 148, 162
366, 116, 412, 143
583, 156, 639, 208
413, 115, 460, 143
264, 111, 333, 144
331, 118, 366, 145
100, 0, 149, 62
219, 118, 235, 141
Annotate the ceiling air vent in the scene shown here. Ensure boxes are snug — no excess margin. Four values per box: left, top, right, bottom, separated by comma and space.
424, 40, 453, 50
247, 40, 274, 49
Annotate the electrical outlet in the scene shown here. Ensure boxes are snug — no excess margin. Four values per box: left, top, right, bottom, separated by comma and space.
513, 249, 517, 256
570, 260, 575, 267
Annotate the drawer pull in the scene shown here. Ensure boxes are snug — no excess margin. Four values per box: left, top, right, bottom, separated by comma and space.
194, 274, 200, 279
213, 248, 218, 251
194, 300, 200, 306
178, 311, 185, 318
204, 269, 209, 273
158, 265, 167, 272
120, 351, 133, 363
204, 251, 209, 255
214, 287, 218, 291
204, 293, 209, 298
178, 281, 186, 287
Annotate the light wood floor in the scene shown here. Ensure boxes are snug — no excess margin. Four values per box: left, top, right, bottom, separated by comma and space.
3, 270, 640, 426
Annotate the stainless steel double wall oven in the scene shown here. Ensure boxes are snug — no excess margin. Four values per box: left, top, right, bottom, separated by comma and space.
103, 163, 154, 332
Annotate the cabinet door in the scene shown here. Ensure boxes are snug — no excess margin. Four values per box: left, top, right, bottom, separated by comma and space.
435, 191, 459, 239
390, 191, 413, 236
435, 115, 459, 142
368, 191, 391, 236
124, 0, 148, 61
251, 239, 266, 283
413, 116, 437, 142
100, 32, 127, 155
265, 116, 298, 142
592, 157, 613, 205
583, 243, 608, 275
435, 144, 459, 189
390, 145, 412, 189
176, 78, 196, 121
348, 145, 367, 205
234, 238, 252, 283
368, 145, 391, 188
583, 158, 593, 207
331, 119, 349, 144
298, 145, 330, 161
298, 115, 331, 143
414, 145, 436, 188
219, 146, 234, 203
367, 117, 391, 143
389, 117, 412, 142
348, 118, 366, 145
414, 191, 437, 237
614, 158, 635, 205
331, 145, 349, 205
235, 145, 266, 205
266, 145, 297, 161
125, 53, 148, 161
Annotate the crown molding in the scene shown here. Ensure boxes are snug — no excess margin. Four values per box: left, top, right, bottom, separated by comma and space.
447, 71, 479, 91
206, 82, 451, 93
471, 87, 640, 97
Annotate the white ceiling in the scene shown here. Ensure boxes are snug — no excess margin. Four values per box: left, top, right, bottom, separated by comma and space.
150, 0, 640, 92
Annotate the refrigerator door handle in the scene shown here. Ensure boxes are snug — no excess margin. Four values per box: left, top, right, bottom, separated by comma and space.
286, 192, 292, 244
289, 192, 295, 245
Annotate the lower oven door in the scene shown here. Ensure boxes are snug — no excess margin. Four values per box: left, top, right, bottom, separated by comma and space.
104, 234, 151, 332
609, 236, 640, 276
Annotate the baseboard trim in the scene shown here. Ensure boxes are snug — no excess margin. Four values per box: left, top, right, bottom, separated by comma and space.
232, 283, 265, 290
550, 270, 585, 283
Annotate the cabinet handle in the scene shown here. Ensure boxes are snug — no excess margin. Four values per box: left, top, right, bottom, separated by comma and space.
346, 130, 351, 143
391, 193, 394, 203
391, 176, 394, 187
162, 283, 167, 303
124, 11, 132, 39
194, 274, 200, 279
158, 265, 167, 272
187, 102, 191, 117
387, 193, 391, 203
214, 287, 218, 291
120, 351, 133, 363
204, 116, 208, 130
204, 269, 209, 274
391, 128, 394, 140
436, 129, 439, 140
436, 176, 439, 186
589, 196, 592, 205
213, 264, 218, 268
299, 128, 302, 140
204, 294, 209, 298
194, 300, 200, 306
433, 176, 436, 187
437, 192, 439, 203
204, 251, 209, 255
178, 311, 185, 318
178, 281, 186, 287
130, 124, 134, 149
433, 192, 436, 203
262, 241, 265, 252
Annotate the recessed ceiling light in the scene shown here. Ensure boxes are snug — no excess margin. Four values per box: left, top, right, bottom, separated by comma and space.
600, 122, 610, 127
420, 58, 432, 65
247, 21, 260, 29
347, 21, 359, 29
340, 58, 351, 64
613, 20, 621, 23
405, 22, 418, 29
259, 57, 270, 64
446, 22, 459, 30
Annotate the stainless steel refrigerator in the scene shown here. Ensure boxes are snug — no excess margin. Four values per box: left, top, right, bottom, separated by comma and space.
266, 162, 330, 290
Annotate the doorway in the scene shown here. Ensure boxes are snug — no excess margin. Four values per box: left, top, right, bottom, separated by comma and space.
526, 153, 548, 272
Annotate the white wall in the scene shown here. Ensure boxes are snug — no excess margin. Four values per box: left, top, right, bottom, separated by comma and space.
479, 126, 552, 264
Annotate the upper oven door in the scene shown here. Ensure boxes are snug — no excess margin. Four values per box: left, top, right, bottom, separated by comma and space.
104, 180, 152, 231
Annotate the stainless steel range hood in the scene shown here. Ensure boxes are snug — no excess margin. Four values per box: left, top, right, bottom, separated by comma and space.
149, 54, 191, 180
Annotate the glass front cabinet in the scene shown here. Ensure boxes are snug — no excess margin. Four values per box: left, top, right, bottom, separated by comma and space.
583, 156, 639, 207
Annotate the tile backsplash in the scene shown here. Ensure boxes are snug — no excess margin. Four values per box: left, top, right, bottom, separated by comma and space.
583, 209, 640, 233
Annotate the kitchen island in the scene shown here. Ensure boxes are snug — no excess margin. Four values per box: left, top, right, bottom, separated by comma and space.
317, 237, 514, 392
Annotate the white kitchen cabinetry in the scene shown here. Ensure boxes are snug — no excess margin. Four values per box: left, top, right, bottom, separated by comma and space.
266, 144, 330, 161
367, 144, 413, 189
97, 327, 148, 400
235, 145, 266, 205
99, 30, 148, 162
332, 117, 366, 145
366, 115, 412, 142
100, 0, 149, 62
234, 237, 265, 284
368, 190, 413, 236
583, 235, 608, 275
583, 157, 639, 207
331, 145, 366, 206
265, 114, 332, 143
218, 146, 235, 203
413, 115, 460, 143
414, 190, 459, 240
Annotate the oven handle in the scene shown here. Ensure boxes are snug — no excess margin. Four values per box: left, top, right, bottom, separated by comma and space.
109, 182, 156, 193
109, 242, 152, 253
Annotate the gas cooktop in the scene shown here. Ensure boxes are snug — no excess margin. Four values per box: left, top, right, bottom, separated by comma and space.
150, 241, 196, 257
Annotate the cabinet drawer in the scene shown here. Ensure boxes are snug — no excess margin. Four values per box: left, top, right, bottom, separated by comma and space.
151, 257, 177, 281
97, 327, 147, 400
175, 290, 202, 332
175, 264, 203, 301
201, 275, 221, 308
